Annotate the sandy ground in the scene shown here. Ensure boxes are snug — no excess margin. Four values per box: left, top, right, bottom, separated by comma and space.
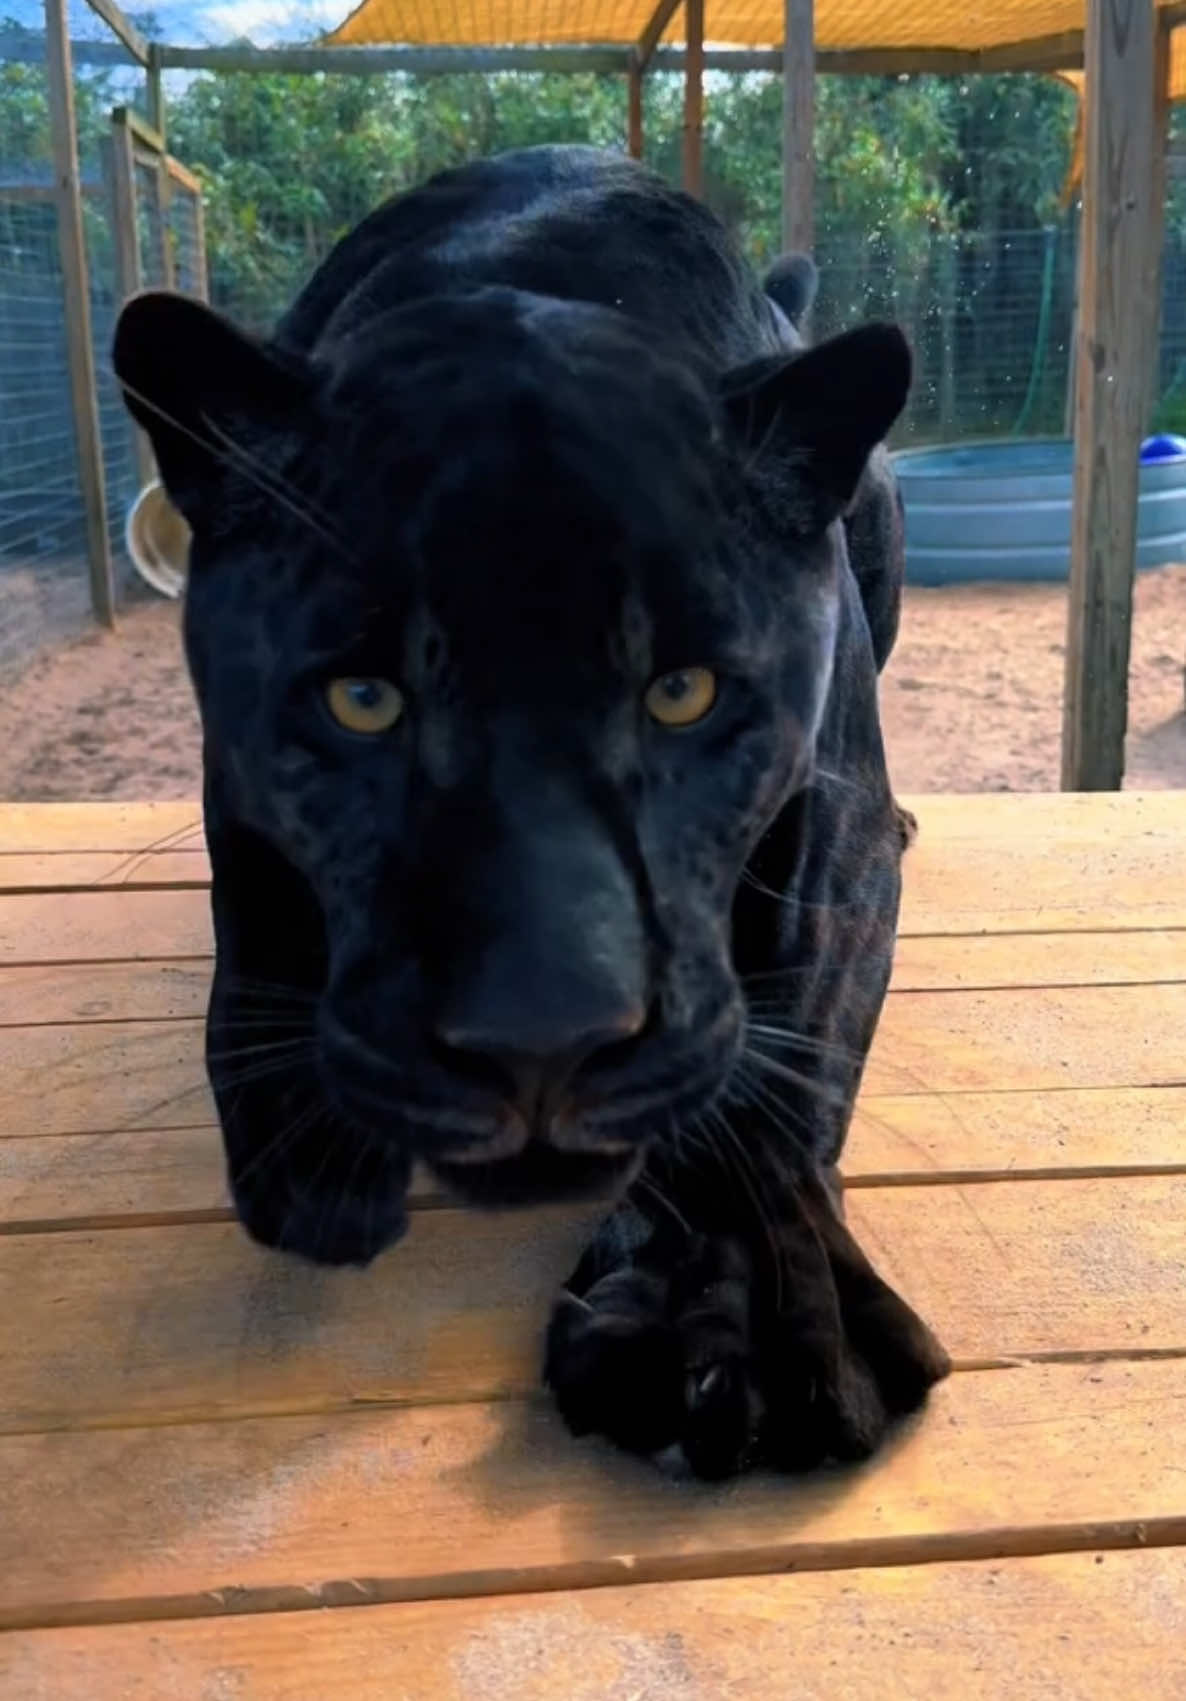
1, 569, 1184, 801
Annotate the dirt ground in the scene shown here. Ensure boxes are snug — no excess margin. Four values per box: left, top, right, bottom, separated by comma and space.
1, 568, 1184, 800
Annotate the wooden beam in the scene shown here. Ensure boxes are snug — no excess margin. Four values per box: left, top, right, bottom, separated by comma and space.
146, 42, 166, 149
782, 0, 815, 255
149, 31, 1110, 81
636, 0, 683, 66
103, 115, 154, 491
159, 41, 631, 74
81, 0, 149, 64
1061, 0, 1156, 791
682, 0, 704, 198
112, 104, 165, 156
627, 52, 644, 159
44, 0, 116, 631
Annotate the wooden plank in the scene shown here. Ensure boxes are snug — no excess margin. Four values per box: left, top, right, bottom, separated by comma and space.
891, 929, 1186, 990
0, 802, 201, 854
0, 1207, 602, 1432
2, 1175, 1186, 1433
0, 1131, 449, 1231
81, 0, 149, 64
866, 984, 1186, 1097
8, 1084, 1186, 1229
2, 1359, 1186, 1629
0, 1127, 228, 1231
3, 930, 1182, 1027
781, 0, 815, 254
1062, 0, 1156, 789
0, 850, 208, 893
0, 961, 209, 1027
0, 1018, 211, 1136
4, 793, 1185, 927
10, 870, 1186, 968
0, 891, 212, 965
681, 0, 704, 197
45, 0, 115, 630
8, 1549, 1186, 1699
848, 1086, 1186, 1183
4, 980, 1185, 1138
901, 799, 1186, 935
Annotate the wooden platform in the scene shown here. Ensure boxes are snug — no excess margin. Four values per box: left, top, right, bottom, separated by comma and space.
2, 792, 1186, 1698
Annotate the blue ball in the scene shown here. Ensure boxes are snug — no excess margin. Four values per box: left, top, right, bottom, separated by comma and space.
1140, 432, 1186, 463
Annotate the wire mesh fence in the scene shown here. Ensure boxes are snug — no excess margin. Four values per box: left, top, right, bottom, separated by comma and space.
0, 42, 1183, 678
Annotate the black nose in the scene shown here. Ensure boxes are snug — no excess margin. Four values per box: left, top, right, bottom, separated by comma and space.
433, 1004, 647, 1114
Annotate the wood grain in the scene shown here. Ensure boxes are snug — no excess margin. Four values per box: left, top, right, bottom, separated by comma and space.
7, 1549, 1186, 1700
4, 980, 1184, 1138
0, 961, 211, 1028
2, 929, 1179, 1037
0, 803, 201, 854
3, 794, 1185, 936
2, 1176, 1185, 1433
1062, 0, 1155, 788
2, 1359, 1185, 1629
847, 1086, 1186, 1182
7, 1087, 1186, 1230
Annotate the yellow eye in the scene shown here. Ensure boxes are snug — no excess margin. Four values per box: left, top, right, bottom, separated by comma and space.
325, 677, 404, 735
644, 667, 717, 728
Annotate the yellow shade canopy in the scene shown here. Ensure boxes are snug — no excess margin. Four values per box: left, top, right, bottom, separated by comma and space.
326, 0, 1183, 95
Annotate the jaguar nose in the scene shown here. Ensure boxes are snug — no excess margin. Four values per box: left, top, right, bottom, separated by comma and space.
433, 1005, 648, 1120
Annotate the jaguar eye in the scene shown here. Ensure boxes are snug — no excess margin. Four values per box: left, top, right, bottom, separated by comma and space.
325, 676, 404, 735
644, 667, 717, 728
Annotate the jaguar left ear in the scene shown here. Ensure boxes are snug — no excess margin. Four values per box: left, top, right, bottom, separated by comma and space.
721, 323, 911, 527
112, 291, 315, 527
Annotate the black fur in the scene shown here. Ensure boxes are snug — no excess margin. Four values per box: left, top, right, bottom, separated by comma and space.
114, 145, 947, 1479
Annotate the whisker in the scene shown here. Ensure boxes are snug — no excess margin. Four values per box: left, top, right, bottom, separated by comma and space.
740, 1046, 847, 1108
745, 1022, 861, 1064
116, 375, 356, 562
228, 1090, 326, 1194
698, 1104, 785, 1309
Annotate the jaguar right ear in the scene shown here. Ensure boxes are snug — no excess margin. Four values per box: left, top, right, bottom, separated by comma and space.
112, 291, 315, 527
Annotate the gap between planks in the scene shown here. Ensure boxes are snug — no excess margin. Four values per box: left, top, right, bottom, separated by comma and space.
5, 1515, 1186, 1636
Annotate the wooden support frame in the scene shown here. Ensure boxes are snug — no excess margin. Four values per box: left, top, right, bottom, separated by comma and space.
146, 43, 166, 148
81, 0, 149, 64
782, 0, 815, 255
102, 113, 154, 490
1061, 0, 1157, 792
44, 0, 116, 630
627, 52, 643, 159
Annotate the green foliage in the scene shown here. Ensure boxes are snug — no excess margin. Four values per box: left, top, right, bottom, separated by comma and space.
157, 65, 1076, 329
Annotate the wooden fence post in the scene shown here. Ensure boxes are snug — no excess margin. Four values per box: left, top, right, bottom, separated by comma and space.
782, 0, 815, 255
45, 0, 116, 629
682, 0, 704, 196
1061, 0, 1156, 791
104, 112, 154, 490
627, 51, 644, 159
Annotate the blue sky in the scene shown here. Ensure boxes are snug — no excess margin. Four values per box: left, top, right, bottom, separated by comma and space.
9, 0, 348, 45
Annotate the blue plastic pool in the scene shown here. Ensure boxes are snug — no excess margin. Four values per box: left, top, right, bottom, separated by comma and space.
891, 437, 1186, 585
